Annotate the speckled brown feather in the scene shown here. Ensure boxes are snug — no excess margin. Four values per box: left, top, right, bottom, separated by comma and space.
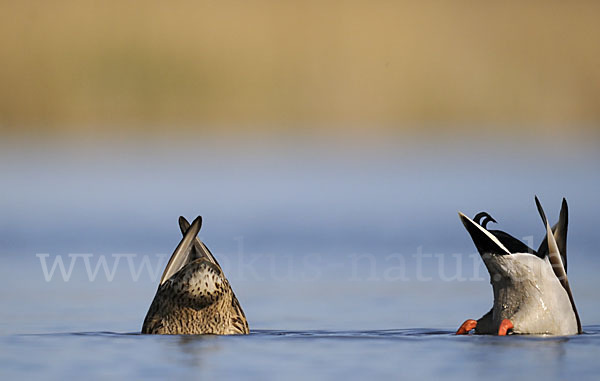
141, 217, 249, 335
177, 216, 249, 329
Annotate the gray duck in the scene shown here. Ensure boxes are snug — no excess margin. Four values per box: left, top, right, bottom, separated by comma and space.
456, 197, 580, 336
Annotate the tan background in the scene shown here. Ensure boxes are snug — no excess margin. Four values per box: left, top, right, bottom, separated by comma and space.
1, 1, 599, 137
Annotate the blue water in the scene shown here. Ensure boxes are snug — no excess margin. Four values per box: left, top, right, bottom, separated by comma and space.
1, 135, 599, 379
3, 328, 600, 379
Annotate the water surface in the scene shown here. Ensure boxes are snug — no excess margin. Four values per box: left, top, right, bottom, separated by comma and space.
1, 136, 599, 379
3, 328, 600, 380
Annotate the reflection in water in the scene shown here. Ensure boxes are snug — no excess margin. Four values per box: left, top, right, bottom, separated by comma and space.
2, 328, 598, 379
467, 336, 569, 379
169, 335, 223, 368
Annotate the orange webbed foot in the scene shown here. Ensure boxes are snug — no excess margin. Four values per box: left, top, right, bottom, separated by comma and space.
456, 319, 478, 335
498, 319, 513, 336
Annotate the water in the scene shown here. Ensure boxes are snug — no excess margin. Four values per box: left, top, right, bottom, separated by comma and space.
1, 135, 599, 379
3, 328, 600, 379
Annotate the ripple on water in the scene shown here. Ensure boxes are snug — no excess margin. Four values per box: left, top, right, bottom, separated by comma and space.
17, 325, 600, 339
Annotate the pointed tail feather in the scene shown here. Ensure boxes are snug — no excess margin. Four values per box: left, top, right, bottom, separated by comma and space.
179, 216, 223, 271
535, 196, 581, 333
536, 198, 568, 272
159, 216, 202, 285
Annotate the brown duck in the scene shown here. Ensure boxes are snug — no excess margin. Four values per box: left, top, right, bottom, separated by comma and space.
142, 216, 249, 335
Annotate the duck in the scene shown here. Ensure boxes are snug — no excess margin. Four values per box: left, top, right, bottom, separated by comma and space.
141, 216, 249, 335
455, 197, 581, 336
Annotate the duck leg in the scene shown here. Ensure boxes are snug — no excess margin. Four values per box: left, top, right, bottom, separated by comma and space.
456, 319, 478, 334
497, 319, 513, 336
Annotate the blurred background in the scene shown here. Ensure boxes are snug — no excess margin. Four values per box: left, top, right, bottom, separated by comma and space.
1, 0, 599, 135
1, 1, 599, 336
